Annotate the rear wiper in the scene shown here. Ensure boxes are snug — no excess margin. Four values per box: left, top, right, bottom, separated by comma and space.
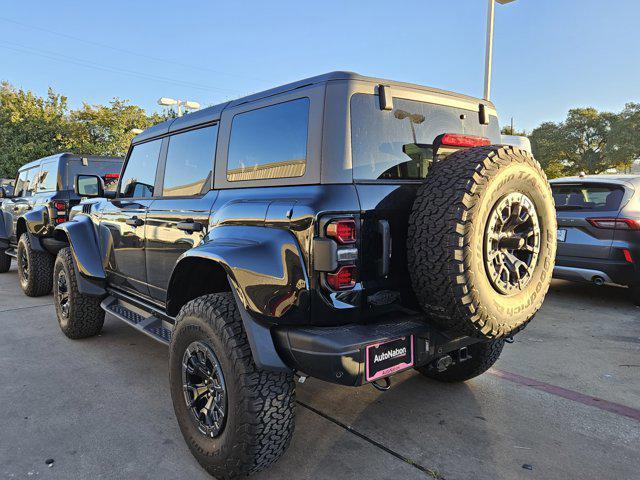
556, 205, 587, 210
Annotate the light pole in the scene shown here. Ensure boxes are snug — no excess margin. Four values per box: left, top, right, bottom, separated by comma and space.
157, 97, 201, 117
484, 0, 516, 101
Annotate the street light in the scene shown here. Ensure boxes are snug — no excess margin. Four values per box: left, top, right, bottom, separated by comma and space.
157, 97, 201, 117
484, 0, 517, 101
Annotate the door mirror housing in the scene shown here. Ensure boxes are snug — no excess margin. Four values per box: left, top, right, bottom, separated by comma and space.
75, 174, 104, 198
0, 186, 12, 199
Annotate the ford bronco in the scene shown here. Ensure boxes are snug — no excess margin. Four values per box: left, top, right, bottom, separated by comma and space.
0, 153, 122, 295
50, 72, 556, 479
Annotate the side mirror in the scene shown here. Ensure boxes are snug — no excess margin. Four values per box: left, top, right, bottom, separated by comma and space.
75, 174, 104, 198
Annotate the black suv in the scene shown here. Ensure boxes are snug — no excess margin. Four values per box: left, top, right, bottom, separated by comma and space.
0, 153, 122, 295
50, 72, 556, 479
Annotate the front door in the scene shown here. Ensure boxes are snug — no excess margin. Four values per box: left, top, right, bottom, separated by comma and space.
144, 124, 219, 302
101, 138, 163, 297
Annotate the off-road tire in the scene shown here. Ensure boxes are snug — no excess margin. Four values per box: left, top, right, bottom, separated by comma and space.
408, 146, 556, 339
416, 340, 504, 383
17, 234, 54, 296
0, 249, 10, 273
53, 247, 104, 339
169, 293, 295, 479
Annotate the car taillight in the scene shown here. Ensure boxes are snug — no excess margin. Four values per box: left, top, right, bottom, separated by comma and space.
587, 218, 640, 230
326, 265, 356, 290
53, 201, 67, 212
326, 219, 356, 244
623, 249, 634, 263
54, 217, 66, 224
439, 133, 491, 148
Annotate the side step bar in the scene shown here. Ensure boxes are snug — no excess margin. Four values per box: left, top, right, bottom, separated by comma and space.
101, 295, 173, 345
5, 248, 17, 259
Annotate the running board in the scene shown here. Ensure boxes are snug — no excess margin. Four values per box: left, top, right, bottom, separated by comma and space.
5, 248, 17, 259
101, 295, 173, 345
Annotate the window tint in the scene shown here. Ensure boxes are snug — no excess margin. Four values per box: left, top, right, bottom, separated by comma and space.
552, 184, 625, 212
37, 161, 58, 192
162, 125, 217, 197
227, 98, 309, 181
119, 140, 162, 198
350, 94, 501, 180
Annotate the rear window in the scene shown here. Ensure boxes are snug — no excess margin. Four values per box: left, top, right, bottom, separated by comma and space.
551, 184, 625, 212
66, 158, 123, 192
350, 94, 500, 180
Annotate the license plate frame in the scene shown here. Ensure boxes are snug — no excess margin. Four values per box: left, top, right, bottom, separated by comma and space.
365, 336, 414, 382
558, 228, 567, 242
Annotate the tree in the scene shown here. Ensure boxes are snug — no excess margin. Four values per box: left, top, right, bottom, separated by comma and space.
68, 99, 166, 157
0, 82, 169, 179
0, 82, 72, 177
607, 103, 640, 173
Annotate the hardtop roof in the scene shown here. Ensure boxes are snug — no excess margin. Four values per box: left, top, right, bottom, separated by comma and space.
133, 71, 495, 144
549, 174, 640, 189
18, 153, 122, 172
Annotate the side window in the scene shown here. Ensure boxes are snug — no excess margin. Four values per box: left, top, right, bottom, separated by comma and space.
37, 161, 58, 192
162, 125, 217, 197
16, 168, 37, 197
119, 140, 162, 198
14, 170, 29, 197
227, 98, 309, 181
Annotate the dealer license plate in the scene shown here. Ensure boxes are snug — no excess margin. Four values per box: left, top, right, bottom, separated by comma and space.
365, 336, 414, 382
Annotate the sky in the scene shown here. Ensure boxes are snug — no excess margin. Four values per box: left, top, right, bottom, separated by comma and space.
1, 0, 639, 132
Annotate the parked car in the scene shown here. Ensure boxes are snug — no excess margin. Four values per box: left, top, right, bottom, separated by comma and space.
0, 178, 15, 198
0, 153, 123, 295
50, 72, 556, 479
550, 174, 640, 303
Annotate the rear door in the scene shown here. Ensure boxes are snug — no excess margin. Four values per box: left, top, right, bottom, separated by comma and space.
144, 124, 219, 302
552, 183, 626, 259
349, 92, 501, 308
100, 139, 163, 297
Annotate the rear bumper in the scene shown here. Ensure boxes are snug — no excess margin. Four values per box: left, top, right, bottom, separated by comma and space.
272, 313, 482, 386
554, 255, 636, 286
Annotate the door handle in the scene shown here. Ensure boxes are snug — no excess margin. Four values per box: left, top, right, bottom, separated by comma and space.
377, 219, 391, 277
177, 220, 203, 233
126, 217, 144, 227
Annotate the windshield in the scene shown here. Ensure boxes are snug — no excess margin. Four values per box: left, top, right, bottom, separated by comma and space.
350, 94, 500, 180
552, 184, 625, 212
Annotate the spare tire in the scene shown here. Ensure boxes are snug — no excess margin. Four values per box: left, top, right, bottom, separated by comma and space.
408, 146, 556, 339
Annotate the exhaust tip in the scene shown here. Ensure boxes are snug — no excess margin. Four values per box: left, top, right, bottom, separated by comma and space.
592, 276, 605, 286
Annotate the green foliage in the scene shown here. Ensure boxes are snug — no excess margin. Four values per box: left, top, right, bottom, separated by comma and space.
0, 82, 168, 179
0, 82, 72, 177
530, 105, 639, 178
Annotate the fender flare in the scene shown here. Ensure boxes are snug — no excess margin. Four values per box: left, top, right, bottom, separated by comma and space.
20, 206, 50, 251
167, 225, 309, 372
54, 215, 106, 296
168, 225, 310, 320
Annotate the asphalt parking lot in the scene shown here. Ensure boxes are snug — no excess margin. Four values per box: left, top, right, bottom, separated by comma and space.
1, 265, 639, 480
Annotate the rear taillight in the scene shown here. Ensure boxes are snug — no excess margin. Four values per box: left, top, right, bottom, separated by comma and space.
326, 219, 356, 244
439, 133, 491, 148
587, 218, 640, 230
326, 265, 357, 290
323, 217, 358, 290
623, 249, 634, 264
52, 200, 68, 224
